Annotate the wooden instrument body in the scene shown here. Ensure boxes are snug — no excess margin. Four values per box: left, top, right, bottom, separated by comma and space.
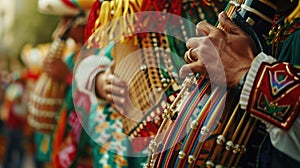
113, 34, 180, 137
28, 38, 67, 133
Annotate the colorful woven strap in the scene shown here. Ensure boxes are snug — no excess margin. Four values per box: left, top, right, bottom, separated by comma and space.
157, 77, 209, 167
175, 88, 226, 167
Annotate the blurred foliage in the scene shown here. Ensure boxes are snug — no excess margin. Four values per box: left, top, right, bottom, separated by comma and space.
0, 0, 59, 70
13, 0, 59, 55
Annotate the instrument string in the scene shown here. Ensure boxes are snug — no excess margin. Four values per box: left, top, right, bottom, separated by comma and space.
175, 89, 218, 166
232, 119, 257, 167
172, 1, 243, 166
158, 79, 211, 167
226, 113, 252, 167
187, 90, 226, 167
219, 110, 247, 165
207, 104, 240, 164
153, 0, 246, 167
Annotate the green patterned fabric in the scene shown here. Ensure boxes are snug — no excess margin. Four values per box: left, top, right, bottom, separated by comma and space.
85, 43, 132, 167
34, 133, 53, 162
277, 30, 300, 65
89, 103, 131, 168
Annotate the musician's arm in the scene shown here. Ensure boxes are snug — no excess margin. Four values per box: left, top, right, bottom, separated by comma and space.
239, 52, 300, 130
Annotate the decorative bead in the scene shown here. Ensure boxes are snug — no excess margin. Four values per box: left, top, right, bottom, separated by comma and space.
233, 144, 240, 153
216, 135, 225, 145
188, 155, 196, 164
163, 108, 172, 119
140, 64, 147, 71
215, 164, 224, 168
148, 140, 157, 152
246, 17, 255, 26
225, 141, 234, 151
240, 145, 246, 153
178, 151, 186, 159
201, 126, 209, 135
191, 120, 199, 129
206, 160, 214, 167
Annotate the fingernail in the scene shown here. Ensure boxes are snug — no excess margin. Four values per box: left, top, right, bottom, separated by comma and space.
120, 89, 125, 95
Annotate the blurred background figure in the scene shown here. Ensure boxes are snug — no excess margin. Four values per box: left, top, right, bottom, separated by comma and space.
1, 79, 26, 168
0, 0, 60, 167
26, 1, 95, 168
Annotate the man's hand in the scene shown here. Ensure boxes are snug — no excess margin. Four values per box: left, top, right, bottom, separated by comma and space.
95, 64, 135, 114
180, 12, 257, 87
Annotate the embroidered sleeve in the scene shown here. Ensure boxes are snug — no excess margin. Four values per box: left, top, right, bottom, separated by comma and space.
75, 55, 111, 94
240, 52, 300, 130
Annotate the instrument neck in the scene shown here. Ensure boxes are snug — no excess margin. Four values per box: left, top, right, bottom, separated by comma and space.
47, 38, 66, 59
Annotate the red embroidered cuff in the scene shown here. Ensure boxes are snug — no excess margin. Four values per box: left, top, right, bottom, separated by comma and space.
247, 62, 300, 130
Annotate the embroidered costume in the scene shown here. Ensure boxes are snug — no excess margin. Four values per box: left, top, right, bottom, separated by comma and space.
240, 1, 300, 165
75, 0, 227, 167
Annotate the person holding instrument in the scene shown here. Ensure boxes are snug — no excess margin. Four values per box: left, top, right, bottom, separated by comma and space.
76, 0, 228, 167
180, 0, 300, 167
32, 0, 94, 167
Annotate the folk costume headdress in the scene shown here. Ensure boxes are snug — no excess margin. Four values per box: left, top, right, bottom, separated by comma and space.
38, 0, 94, 16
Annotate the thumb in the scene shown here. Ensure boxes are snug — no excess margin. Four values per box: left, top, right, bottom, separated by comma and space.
219, 12, 244, 35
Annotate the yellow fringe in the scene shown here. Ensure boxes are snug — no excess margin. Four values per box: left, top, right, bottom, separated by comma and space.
88, 0, 142, 49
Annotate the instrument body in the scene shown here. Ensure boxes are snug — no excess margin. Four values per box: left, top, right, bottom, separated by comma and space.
112, 0, 226, 149
28, 12, 84, 133
114, 33, 180, 136
28, 38, 67, 133
148, 0, 278, 167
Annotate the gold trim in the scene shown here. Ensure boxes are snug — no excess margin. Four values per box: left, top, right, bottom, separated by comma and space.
229, 0, 242, 7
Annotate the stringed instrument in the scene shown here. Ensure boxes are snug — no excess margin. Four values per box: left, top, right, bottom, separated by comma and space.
147, 0, 277, 167
28, 12, 85, 133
